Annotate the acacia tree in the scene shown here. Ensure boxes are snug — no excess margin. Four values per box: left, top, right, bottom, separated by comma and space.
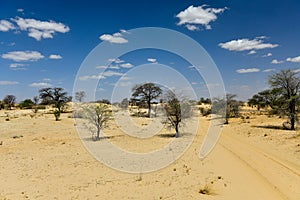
269, 69, 300, 130
84, 103, 111, 140
163, 91, 193, 138
75, 91, 85, 102
213, 94, 240, 124
3, 95, 16, 110
39, 87, 71, 121
131, 83, 162, 118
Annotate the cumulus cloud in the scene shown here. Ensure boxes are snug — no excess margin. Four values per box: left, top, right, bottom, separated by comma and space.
9, 63, 27, 68
236, 68, 260, 74
271, 59, 284, 64
248, 50, 256, 55
147, 58, 157, 63
79, 70, 124, 81
286, 56, 300, 63
176, 5, 227, 30
263, 68, 275, 73
0, 81, 19, 85
219, 37, 278, 52
102, 70, 124, 77
108, 58, 124, 63
2, 51, 44, 62
262, 53, 272, 57
99, 31, 128, 44
186, 24, 199, 31
120, 63, 133, 68
29, 82, 52, 87
0, 20, 15, 32
49, 54, 62, 59
79, 75, 105, 81
17, 8, 24, 13
12, 17, 70, 41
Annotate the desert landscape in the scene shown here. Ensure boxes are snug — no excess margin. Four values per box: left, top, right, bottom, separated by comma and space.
1, 1, 300, 199
0, 106, 299, 200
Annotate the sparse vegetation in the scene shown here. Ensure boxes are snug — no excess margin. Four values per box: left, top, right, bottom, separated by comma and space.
39, 87, 72, 121
75, 91, 86, 102
199, 184, 214, 195
163, 91, 193, 138
83, 103, 111, 140
3, 95, 16, 110
131, 83, 162, 118
212, 94, 240, 124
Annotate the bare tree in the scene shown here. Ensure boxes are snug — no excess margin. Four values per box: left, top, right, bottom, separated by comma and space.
75, 91, 86, 102
131, 83, 162, 118
163, 91, 193, 137
39, 87, 71, 121
32, 96, 39, 114
3, 95, 16, 110
84, 103, 111, 140
269, 69, 300, 130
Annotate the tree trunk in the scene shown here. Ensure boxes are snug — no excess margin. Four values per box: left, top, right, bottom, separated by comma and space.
147, 101, 151, 118
289, 99, 296, 130
175, 124, 179, 138
96, 125, 101, 140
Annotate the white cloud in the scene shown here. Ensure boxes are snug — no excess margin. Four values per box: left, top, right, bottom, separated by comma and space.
186, 24, 199, 31
17, 8, 24, 13
263, 68, 275, 73
120, 63, 133, 68
12, 17, 70, 41
271, 59, 284, 64
9, 63, 27, 68
2, 51, 44, 62
236, 68, 260, 74
0, 20, 15, 32
119, 76, 132, 81
43, 78, 51, 82
99, 31, 128, 44
262, 53, 272, 57
95, 65, 107, 69
108, 65, 120, 69
79, 75, 105, 81
108, 58, 124, 63
147, 58, 157, 63
219, 37, 278, 51
0, 81, 19, 85
248, 50, 256, 55
102, 70, 124, 77
286, 56, 300, 63
29, 82, 52, 87
49, 54, 62, 59
176, 5, 227, 30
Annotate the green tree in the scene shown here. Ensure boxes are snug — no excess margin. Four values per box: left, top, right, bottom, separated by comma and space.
19, 99, 34, 109
39, 87, 71, 121
269, 69, 300, 130
131, 83, 162, 118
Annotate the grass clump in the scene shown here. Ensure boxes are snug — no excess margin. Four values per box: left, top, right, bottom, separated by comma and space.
199, 184, 214, 195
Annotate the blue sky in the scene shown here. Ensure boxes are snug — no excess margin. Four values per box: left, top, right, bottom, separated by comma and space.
1, 0, 300, 102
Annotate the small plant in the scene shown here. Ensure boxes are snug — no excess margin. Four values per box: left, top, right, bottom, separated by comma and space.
199, 184, 214, 195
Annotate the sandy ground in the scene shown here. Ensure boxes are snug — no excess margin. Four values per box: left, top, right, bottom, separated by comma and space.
0, 109, 299, 199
